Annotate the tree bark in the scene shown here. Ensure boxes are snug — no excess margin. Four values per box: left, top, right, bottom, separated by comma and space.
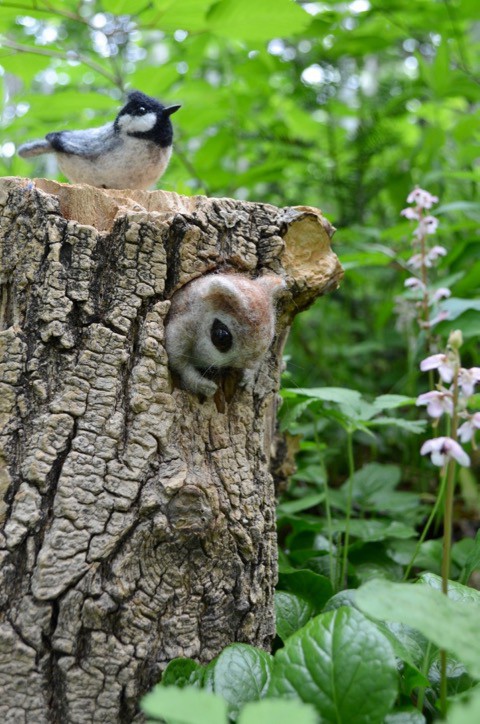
0, 177, 343, 723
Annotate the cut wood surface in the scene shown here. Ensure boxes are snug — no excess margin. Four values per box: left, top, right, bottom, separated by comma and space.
0, 177, 343, 722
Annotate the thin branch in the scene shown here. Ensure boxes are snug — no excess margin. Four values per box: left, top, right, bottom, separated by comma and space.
0, 1, 91, 26
0, 38, 121, 88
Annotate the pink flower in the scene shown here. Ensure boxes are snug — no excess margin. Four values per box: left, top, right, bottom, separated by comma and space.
407, 253, 423, 270
413, 215, 439, 238
416, 390, 453, 418
405, 277, 425, 292
458, 367, 480, 398
424, 245, 447, 267
424, 310, 450, 328
401, 207, 420, 220
458, 413, 480, 444
420, 353, 456, 383
420, 437, 470, 467
406, 187, 439, 209
431, 287, 451, 303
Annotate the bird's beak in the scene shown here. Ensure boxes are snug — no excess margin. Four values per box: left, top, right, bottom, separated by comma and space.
164, 104, 181, 116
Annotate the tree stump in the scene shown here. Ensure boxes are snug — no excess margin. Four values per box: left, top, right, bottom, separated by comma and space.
0, 177, 343, 723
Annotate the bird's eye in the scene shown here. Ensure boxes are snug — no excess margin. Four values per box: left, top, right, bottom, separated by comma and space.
211, 319, 232, 353
138, 106, 146, 113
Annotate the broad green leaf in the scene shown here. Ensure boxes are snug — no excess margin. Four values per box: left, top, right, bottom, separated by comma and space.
385, 711, 425, 723
462, 531, 480, 581
277, 493, 325, 514
368, 417, 427, 434
278, 569, 333, 613
275, 591, 315, 641
418, 572, 480, 606
207, 0, 310, 41
356, 579, 480, 678
328, 518, 417, 542
447, 687, 480, 724
141, 685, 227, 724
208, 644, 273, 717
372, 394, 417, 411
269, 607, 398, 723
238, 698, 318, 724
161, 658, 205, 688
440, 297, 480, 320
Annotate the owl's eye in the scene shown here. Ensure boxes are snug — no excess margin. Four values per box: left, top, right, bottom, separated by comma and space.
211, 319, 232, 353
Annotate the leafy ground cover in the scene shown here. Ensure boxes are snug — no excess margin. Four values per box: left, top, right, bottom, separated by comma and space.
1, 0, 479, 721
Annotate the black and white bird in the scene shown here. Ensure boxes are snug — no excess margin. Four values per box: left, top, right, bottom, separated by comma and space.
17, 90, 181, 190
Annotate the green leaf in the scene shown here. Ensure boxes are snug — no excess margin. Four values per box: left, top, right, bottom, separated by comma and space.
462, 531, 480, 581
277, 493, 325, 515
275, 591, 315, 642
385, 710, 426, 723
269, 607, 398, 723
329, 518, 417, 542
372, 394, 417, 411
208, 644, 273, 717
277, 569, 333, 613
440, 297, 480, 320
447, 687, 480, 724
161, 658, 205, 688
418, 572, 480, 606
356, 579, 480, 678
238, 698, 318, 724
141, 685, 228, 724
207, 0, 310, 42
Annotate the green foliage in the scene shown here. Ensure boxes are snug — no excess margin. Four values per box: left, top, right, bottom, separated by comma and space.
1, 1, 479, 722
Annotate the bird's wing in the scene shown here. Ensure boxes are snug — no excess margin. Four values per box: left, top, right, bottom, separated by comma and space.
45, 122, 119, 158
17, 139, 53, 158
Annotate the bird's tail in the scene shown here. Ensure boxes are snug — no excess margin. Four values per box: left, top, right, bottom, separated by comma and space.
17, 139, 53, 158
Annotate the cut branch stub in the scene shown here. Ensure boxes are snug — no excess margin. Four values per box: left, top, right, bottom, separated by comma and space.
0, 177, 343, 723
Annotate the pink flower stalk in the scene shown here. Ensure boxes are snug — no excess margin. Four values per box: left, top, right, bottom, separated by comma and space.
406, 187, 439, 209
458, 413, 480, 444
431, 287, 451, 303
405, 277, 425, 292
420, 353, 456, 383
458, 367, 480, 398
420, 437, 471, 467
416, 390, 454, 418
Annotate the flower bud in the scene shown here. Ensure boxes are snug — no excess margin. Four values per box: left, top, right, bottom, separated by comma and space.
448, 329, 463, 350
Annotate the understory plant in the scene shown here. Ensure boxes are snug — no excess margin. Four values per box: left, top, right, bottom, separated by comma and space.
141, 188, 480, 723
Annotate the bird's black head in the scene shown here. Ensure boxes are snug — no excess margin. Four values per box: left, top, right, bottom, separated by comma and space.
115, 90, 181, 147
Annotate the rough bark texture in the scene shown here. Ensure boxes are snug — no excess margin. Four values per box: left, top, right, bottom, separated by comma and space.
0, 177, 343, 723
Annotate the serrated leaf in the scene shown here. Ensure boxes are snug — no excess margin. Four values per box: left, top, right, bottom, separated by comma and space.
269, 607, 398, 723
141, 685, 228, 724
275, 591, 315, 641
238, 698, 318, 724
208, 644, 273, 717
356, 579, 480, 678
278, 569, 333, 613
161, 658, 205, 688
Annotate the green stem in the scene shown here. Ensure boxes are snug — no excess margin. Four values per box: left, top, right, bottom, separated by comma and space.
403, 467, 448, 581
439, 371, 460, 718
313, 420, 335, 590
416, 640, 433, 714
339, 431, 355, 590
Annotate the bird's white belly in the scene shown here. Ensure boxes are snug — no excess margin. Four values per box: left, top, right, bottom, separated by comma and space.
57, 138, 172, 190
